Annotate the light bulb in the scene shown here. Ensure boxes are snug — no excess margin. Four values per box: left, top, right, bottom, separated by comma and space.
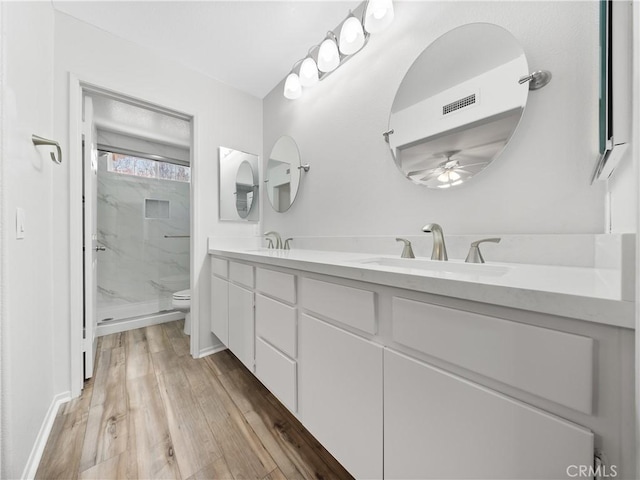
364, 0, 394, 34
317, 37, 340, 72
339, 16, 365, 55
299, 57, 319, 87
283, 73, 302, 99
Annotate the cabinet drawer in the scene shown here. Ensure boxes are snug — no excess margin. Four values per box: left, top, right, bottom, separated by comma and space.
392, 297, 594, 414
229, 261, 254, 288
256, 294, 297, 358
301, 278, 376, 334
211, 257, 228, 278
256, 267, 296, 304
255, 338, 297, 412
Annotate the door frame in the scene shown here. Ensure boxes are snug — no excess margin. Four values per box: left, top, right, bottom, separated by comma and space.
69, 73, 198, 396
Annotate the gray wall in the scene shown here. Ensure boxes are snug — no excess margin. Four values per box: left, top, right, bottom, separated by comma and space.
262, 1, 607, 238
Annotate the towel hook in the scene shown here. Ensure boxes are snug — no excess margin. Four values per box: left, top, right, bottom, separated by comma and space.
32, 135, 62, 164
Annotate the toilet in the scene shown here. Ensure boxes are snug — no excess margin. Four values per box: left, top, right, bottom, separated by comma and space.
172, 289, 191, 335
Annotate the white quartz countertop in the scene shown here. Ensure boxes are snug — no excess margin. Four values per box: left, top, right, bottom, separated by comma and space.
208, 246, 635, 329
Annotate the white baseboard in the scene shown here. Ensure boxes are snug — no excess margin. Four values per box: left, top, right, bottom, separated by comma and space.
21, 391, 71, 480
197, 343, 227, 358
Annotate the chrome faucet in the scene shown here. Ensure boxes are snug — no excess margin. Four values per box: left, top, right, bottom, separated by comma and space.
422, 223, 448, 261
264, 231, 282, 249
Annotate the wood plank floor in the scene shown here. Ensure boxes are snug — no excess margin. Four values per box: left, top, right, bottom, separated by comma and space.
36, 320, 353, 480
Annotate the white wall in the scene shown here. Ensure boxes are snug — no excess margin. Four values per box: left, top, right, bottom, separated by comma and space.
262, 1, 609, 238
0, 2, 57, 478
609, 149, 636, 232
52, 11, 262, 393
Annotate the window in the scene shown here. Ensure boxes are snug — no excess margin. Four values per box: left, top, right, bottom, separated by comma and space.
107, 153, 190, 183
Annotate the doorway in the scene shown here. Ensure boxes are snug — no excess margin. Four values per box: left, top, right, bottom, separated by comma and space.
70, 79, 195, 390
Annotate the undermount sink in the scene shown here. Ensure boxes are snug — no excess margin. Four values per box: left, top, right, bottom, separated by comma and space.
356, 257, 511, 277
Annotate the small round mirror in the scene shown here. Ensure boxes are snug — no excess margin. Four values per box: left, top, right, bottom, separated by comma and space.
388, 23, 529, 188
235, 160, 256, 219
266, 136, 301, 212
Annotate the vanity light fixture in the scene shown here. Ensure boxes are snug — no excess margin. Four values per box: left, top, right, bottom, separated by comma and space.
282, 0, 394, 100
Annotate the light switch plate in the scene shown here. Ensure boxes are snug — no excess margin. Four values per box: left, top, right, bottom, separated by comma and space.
16, 207, 25, 239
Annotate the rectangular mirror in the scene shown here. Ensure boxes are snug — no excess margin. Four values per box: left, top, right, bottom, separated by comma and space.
218, 147, 259, 222
593, 0, 631, 181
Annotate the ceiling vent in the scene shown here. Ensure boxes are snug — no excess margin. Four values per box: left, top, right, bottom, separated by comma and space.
442, 93, 476, 116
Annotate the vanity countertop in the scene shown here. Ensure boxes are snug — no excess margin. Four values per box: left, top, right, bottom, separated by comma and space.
208, 245, 635, 329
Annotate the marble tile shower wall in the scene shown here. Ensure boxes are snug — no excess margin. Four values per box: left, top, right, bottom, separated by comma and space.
97, 156, 190, 321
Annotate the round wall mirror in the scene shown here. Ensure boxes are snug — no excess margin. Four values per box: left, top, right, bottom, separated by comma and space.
235, 160, 256, 219
388, 23, 529, 189
266, 136, 301, 212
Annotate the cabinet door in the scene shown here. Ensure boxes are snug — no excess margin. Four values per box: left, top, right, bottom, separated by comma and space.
299, 314, 383, 480
255, 337, 297, 412
384, 349, 594, 479
228, 283, 254, 371
211, 276, 229, 346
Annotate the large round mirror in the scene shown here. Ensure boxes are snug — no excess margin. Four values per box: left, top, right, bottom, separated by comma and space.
235, 160, 256, 219
388, 23, 529, 188
266, 136, 301, 212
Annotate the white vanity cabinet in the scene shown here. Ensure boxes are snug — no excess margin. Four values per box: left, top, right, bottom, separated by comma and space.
209, 251, 635, 480
298, 313, 383, 480
211, 257, 255, 370
384, 348, 593, 479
